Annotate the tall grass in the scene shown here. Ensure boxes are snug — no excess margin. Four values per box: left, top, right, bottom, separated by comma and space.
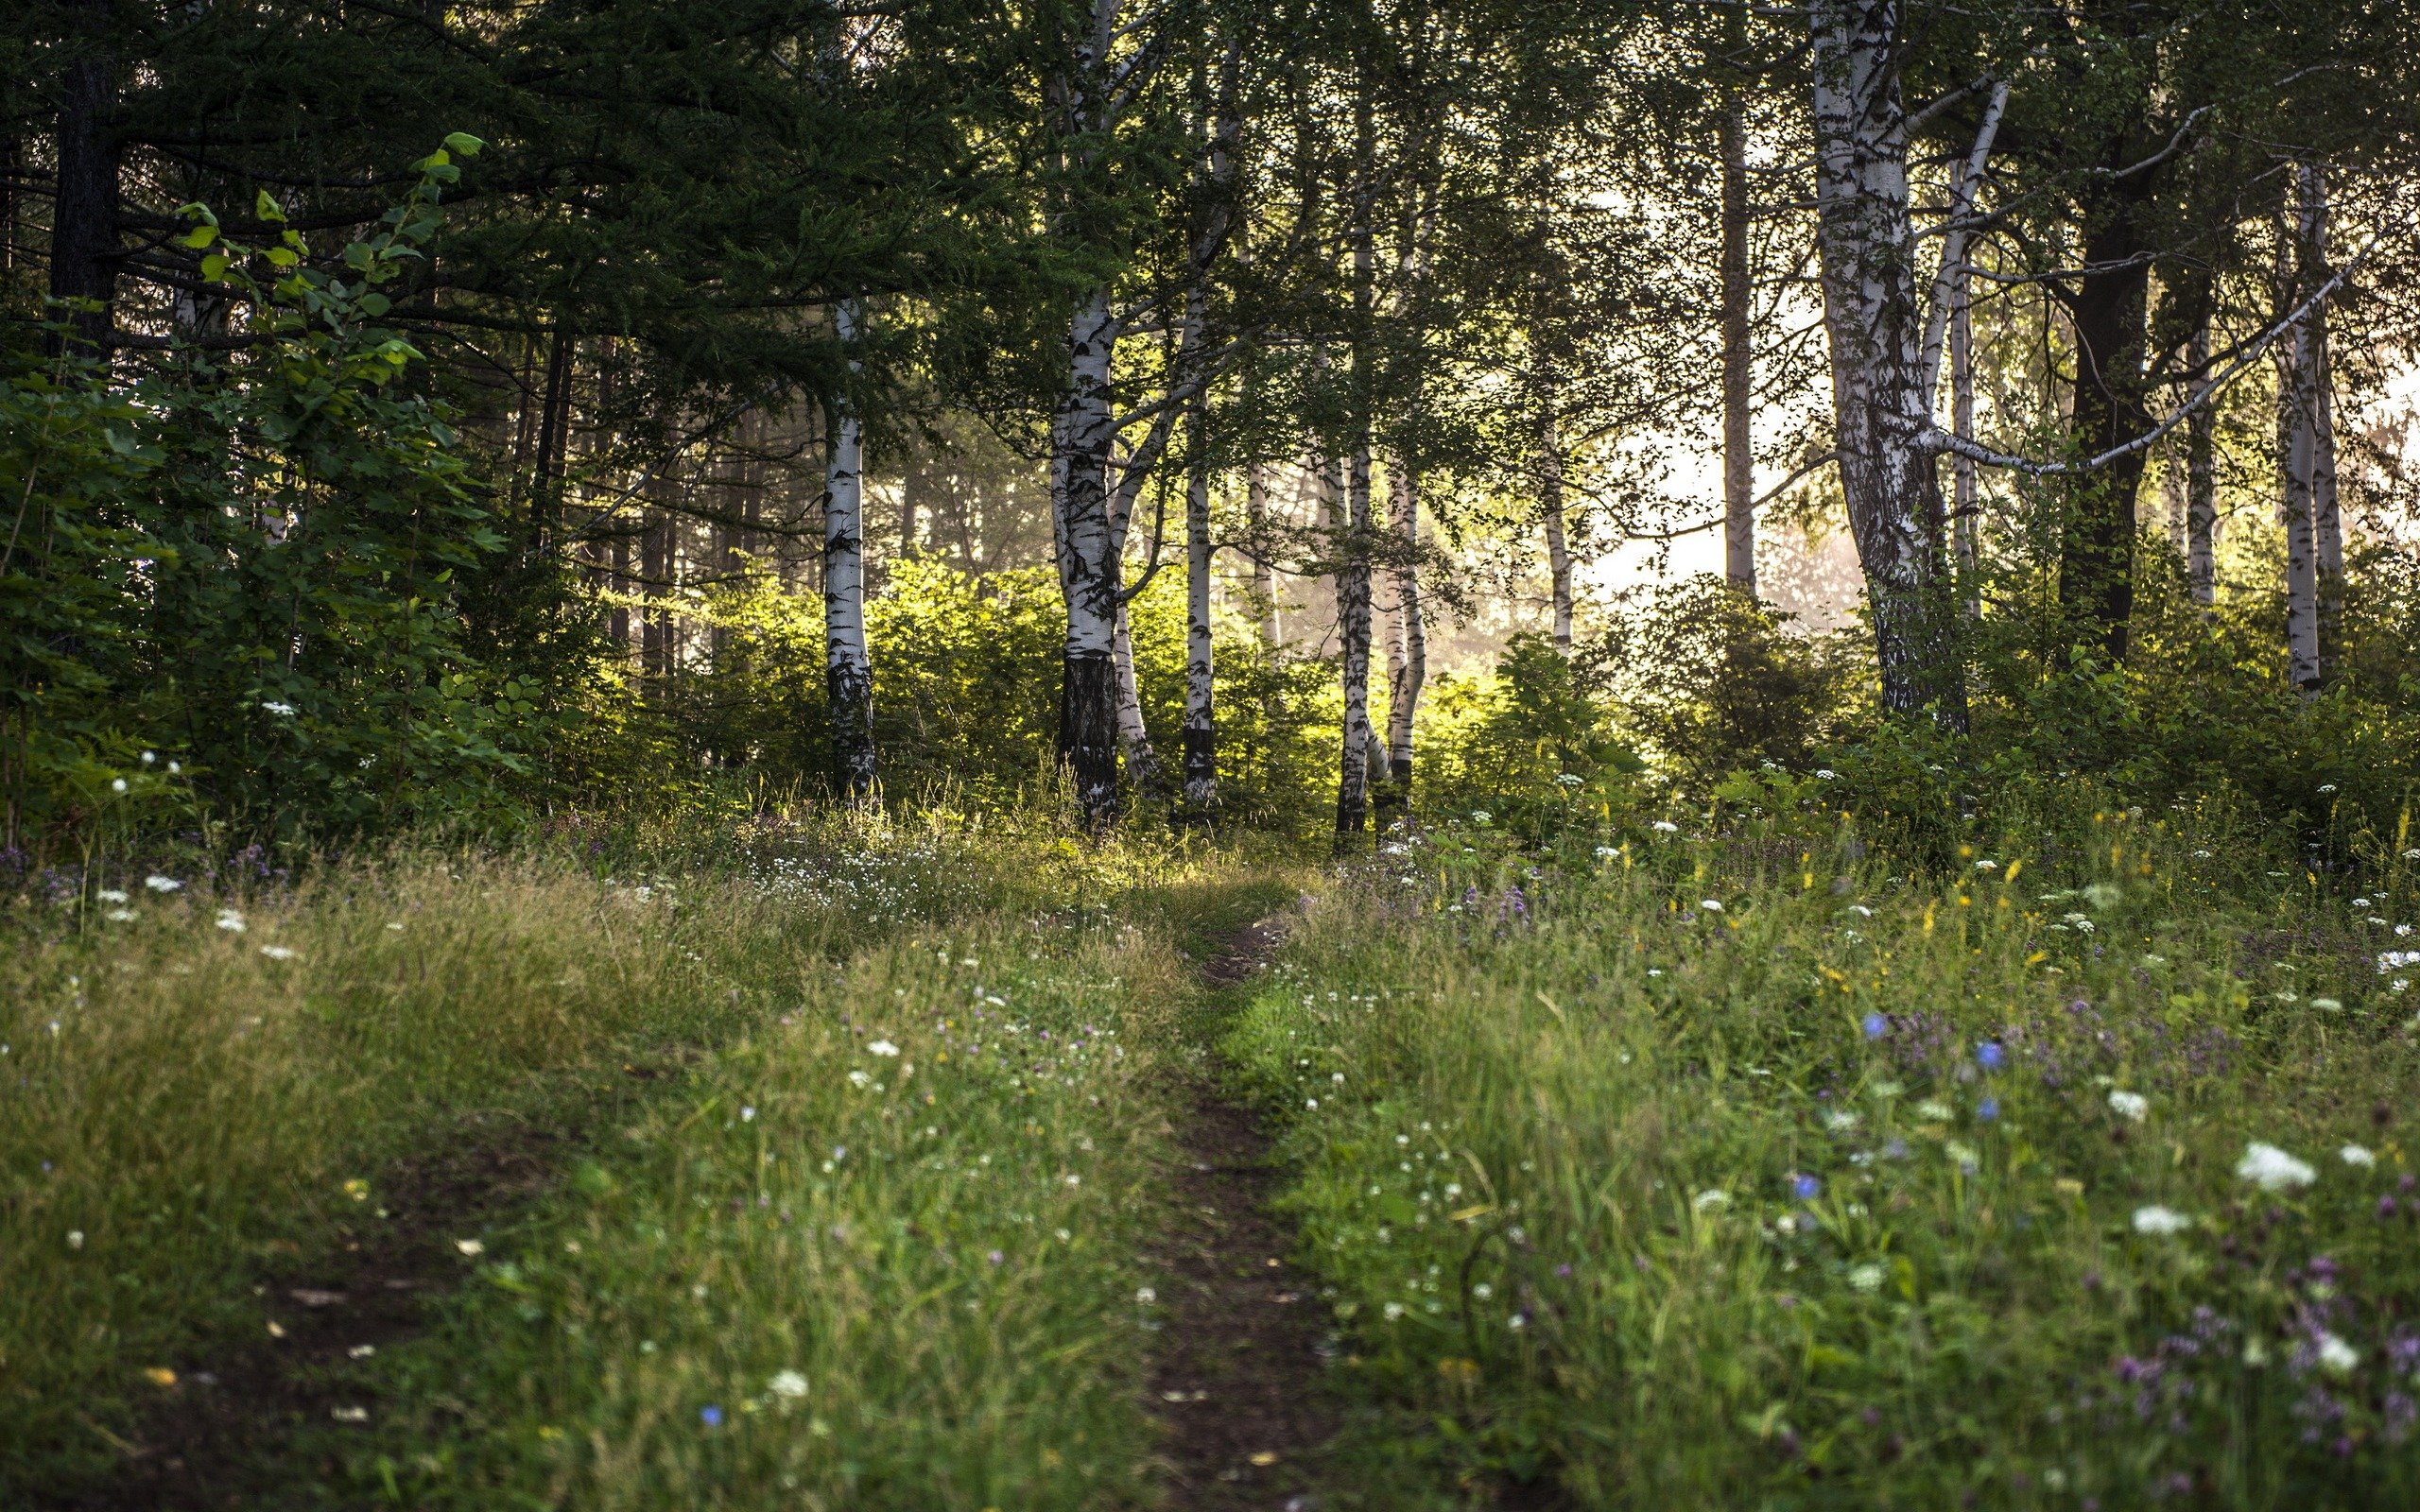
1233, 803, 2420, 1508
0, 813, 1264, 1503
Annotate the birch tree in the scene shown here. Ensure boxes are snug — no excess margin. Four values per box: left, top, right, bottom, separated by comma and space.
824, 301, 876, 794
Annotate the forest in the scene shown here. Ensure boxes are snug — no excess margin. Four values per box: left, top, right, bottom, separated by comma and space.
6, 0, 2420, 1507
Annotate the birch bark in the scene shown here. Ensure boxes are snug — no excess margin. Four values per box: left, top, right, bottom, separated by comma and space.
824, 299, 877, 796
1720, 91, 1756, 593
1182, 401, 1215, 809
1055, 284, 1125, 818
1539, 412, 1574, 646
1947, 157, 1979, 615
1807, 0, 1965, 726
2185, 317, 2218, 608
2281, 163, 2338, 693
1383, 461, 1426, 800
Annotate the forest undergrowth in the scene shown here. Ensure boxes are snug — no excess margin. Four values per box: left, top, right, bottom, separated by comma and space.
9, 791, 2420, 1510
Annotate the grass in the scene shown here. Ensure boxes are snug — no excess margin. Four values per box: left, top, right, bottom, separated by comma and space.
1229, 799, 2420, 1509
0, 809, 1283, 1505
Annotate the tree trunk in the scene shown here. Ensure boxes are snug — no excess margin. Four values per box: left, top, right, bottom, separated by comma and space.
1382, 459, 1426, 806
1807, 0, 1965, 728
2059, 176, 2154, 664
2281, 164, 2339, 694
1055, 285, 1124, 821
824, 300, 877, 796
1540, 411, 1574, 646
1335, 436, 1374, 841
1720, 89, 1756, 593
48, 6, 120, 354
2185, 315, 2218, 609
1111, 600, 1164, 793
1948, 155, 1979, 615
1182, 384, 1216, 812
1244, 461, 1280, 648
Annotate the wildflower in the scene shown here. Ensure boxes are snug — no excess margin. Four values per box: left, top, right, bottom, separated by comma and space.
2108, 1091, 2149, 1122
1848, 1263, 1885, 1293
1651, 820, 1679, 833
1915, 1099, 1953, 1123
1470, 810, 1493, 825
96, 888, 129, 903
1975, 1041, 2006, 1072
141, 751, 155, 765
769, 1370, 809, 1400
105, 909, 136, 922
2237, 1143, 2317, 1193
2317, 1333, 2361, 1374
1974, 859, 1998, 870
1790, 1174, 1821, 1201
259, 945, 296, 961
1135, 1286, 1156, 1304
110, 778, 128, 793
867, 1040, 900, 1057
700, 1405, 724, 1428
2319, 784, 2340, 795
740, 1106, 755, 1122
342, 1178, 370, 1202
1861, 1012, 1887, 1039
455, 1238, 484, 1257
68, 1230, 84, 1250
1815, 769, 1838, 781
1700, 899, 1724, 913
1977, 1097, 2000, 1121
216, 910, 246, 933
847, 1070, 872, 1089
2342, 1145, 2377, 1168
2381, 951, 2420, 974
1556, 773, 1583, 787
2134, 1206, 2192, 1235
144, 1366, 178, 1386
1694, 1190, 1731, 1211
1384, 1302, 1406, 1320
260, 700, 298, 717
349, 1344, 375, 1358
1594, 845, 1617, 859
1823, 1108, 1859, 1132
1848, 903, 1873, 917
331, 1405, 369, 1423
145, 875, 182, 892
2313, 998, 2344, 1013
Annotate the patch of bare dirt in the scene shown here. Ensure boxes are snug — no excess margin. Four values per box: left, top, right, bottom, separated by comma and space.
1149, 919, 1340, 1510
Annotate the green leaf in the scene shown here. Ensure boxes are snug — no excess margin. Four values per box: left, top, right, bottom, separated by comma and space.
357, 292, 391, 318
254, 190, 287, 224
263, 247, 300, 268
441, 131, 486, 158
199, 253, 230, 282
180, 224, 219, 249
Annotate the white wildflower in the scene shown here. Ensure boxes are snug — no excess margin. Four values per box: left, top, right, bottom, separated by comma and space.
769, 1369, 809, 1400
1651, 820, 1679, 833
260, 700, 298, 716
259, 945, 296, 961
2380, 951, 2420, 974
96, 888, 129, 903
216, 910, 246, 933
2236, 1143, 2317, 1193
1594, 846, 1617, 859
2317, 1332, 2361, 1374
2107, 1091, 2149, 1123
2133, 1206, 2191, 1235
1815, 769, 1838, 781
1915, 1099, 1953, 1123
145, 875, 182, 893
2342, 1144, 2377, 1168
1134, 1286, 1156, 1304
1848, 1263, 1885, 1293
110, 778, 127, 793
1693, 1190, 1731, 1211
1700, 899, 1724, 914
455, 1238, 484, 1257
866, 1040, 900, 1057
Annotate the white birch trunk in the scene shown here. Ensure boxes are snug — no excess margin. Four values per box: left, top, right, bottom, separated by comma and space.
1383, 460, 1426, 801
2282, 163, 2335, 693
1948, 156, 1979, 616
1336, 434, 1375, 839
1808, 0, 1964, 725
2185, 317, 2218, 608
1056, 284, 1125, 816
1540, 412, 1574, 646
1244, 461, 1280, 648
1111, 600, 1164, 792
824, 298, 876, 797
1720, 93, 1756, 593
1183, 382, 1216, 810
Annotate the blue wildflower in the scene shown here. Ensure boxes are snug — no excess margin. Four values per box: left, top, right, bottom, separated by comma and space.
1861, 1012, 1888, 1040
1977, 1096, 2000, 1122
700, 1404, 723, 1428
1976, 1041, 2006, 1072
1791, 1173, 1822, 1201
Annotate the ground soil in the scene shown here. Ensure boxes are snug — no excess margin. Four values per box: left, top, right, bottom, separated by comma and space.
43, 1109, 580, 1512
1147, 919, 1341, 1511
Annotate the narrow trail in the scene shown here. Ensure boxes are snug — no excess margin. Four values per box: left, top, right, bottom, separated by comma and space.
1150, 917, 1340, 1510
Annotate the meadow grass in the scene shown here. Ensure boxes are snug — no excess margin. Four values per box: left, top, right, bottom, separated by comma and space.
0, 809, 1278, 1504
1231, 800, 2420, 1509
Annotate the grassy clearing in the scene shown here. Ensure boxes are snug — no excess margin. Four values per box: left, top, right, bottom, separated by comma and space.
1232, 804, 2420, 1508
0, 812, 1274, 1504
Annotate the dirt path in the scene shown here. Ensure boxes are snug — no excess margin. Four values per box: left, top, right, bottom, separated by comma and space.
1149, 918, 1339, 1510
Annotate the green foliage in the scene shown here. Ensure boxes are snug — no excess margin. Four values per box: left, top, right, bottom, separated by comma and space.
1234, 809, 2420, 1507
0, 148, 572, 847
